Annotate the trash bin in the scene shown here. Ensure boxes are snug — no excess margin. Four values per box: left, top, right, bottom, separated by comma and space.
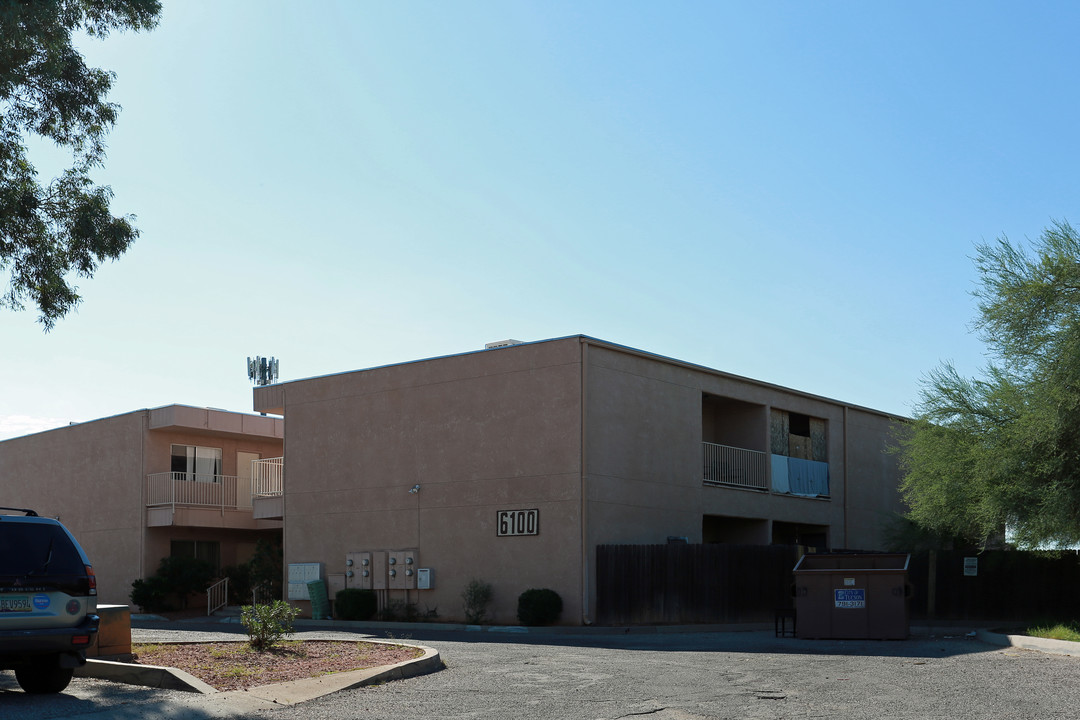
793, 553, 910, 640
307, 579, 331, 620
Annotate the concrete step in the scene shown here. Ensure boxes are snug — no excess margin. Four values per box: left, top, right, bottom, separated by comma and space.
211, 605, 244, 618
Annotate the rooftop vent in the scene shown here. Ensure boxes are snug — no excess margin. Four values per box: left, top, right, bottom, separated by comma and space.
484, 339, 524, 349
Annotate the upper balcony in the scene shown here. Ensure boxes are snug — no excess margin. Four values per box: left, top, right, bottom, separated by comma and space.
145, 471, 280, 529
701, 442, 830, 497
702, 394, 830, 497
251, 457, 284, 520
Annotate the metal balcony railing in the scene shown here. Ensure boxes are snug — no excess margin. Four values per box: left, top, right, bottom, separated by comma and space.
251, 457, 284, 498
146, 472, 241, 511
703, 442, 767, 490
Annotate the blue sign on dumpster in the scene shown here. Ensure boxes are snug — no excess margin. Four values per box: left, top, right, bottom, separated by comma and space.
834, 588, 866, 608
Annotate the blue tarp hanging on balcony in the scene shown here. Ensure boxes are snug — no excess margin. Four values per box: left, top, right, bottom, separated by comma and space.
786, 457, 829, 496
771, 455, 790, 494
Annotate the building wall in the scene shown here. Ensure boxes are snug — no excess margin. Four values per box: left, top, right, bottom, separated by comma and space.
580, 341, 903, 617
0, 412, 146, 605
842, 408, 907, 550
0, 406, 285, 606
277, 339, 584, 624
263, 336, 907, 625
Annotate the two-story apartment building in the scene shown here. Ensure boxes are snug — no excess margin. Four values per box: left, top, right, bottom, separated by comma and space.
252, 335, 906, 625
0, 405, 284, 605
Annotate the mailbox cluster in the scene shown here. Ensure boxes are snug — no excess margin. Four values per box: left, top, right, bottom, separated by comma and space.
345, 549, 431, 590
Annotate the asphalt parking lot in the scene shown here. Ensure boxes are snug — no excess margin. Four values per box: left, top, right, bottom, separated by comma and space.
2, 626, 1078, 719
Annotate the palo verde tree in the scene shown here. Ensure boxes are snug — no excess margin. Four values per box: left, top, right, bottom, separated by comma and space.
0, 0, 160, 330
899, 220, 1080, 548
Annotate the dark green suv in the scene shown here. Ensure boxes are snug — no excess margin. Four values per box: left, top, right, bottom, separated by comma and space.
0, 508, 99, 693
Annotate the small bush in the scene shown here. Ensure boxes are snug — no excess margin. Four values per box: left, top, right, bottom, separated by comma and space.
129, 555, 216, 612
335, 589, 378, 621
130, 575, 173, 613
241, 600, 301, 650
517, 588, 563, 626
461, 578, 494, 624
155, 556, 216, 609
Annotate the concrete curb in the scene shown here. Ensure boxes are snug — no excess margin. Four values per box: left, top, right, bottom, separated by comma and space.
225, 642, 442, 706
976, 628, 1080, 657
76, 638, 442, 704
76, 659, 217, 693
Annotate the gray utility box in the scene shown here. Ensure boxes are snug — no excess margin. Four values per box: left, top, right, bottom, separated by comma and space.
793, 553, 910, 640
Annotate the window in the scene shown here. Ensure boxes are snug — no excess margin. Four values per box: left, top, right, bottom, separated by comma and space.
170, 540, 221, 572
789, 412, 811, 438
171, 444, 222, 482
0, 524, 85, 575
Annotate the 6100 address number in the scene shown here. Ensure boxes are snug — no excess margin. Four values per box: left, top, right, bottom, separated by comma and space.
497, 509, 539, 536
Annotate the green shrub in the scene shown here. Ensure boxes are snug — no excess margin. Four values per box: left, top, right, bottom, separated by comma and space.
155, 556, 215, 609
129, 555, 216, 612
335, 589, 378, 621
241, 600, 302, 650
130, 575, 173, 613
461, 578, 493, 624
517, 588, 563, 626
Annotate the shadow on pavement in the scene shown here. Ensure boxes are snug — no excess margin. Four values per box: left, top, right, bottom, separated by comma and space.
0, 671, 221, 720
132, 618, 1001, 660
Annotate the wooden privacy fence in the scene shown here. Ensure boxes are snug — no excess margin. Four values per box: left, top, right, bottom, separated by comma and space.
907, 549, 1080, 621
596, 543, 800, 625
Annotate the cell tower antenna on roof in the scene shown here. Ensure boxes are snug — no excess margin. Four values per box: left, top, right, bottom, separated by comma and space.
247, 356, 279, 386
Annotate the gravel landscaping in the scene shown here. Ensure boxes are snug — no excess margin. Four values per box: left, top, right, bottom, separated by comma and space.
131, 639, 422, 691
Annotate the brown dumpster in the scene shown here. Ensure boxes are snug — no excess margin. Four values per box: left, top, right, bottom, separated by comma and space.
793, 553, 910, 640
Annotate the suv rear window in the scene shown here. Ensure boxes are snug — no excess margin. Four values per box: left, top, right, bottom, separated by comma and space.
0, 524, 84, 576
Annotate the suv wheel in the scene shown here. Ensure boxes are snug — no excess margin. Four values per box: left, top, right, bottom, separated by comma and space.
14, 658, 75, 694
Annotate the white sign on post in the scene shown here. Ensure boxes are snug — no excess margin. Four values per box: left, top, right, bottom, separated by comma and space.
963, 557, 978, 577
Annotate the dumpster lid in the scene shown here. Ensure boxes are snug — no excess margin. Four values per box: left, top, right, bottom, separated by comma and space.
793, 552, 910, 572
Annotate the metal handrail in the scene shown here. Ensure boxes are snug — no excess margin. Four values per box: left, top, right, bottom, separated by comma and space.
251, 582, 275, 606
207, 577, 229, 616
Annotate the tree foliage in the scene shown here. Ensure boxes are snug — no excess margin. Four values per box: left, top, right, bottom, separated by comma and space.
0, 0, 160, 329
900, 221, 1080, 548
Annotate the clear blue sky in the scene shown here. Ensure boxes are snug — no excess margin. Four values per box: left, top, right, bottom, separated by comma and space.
4, 1, 1078, 439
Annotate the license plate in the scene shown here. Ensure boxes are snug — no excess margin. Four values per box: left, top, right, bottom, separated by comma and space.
0, 595, 29, 612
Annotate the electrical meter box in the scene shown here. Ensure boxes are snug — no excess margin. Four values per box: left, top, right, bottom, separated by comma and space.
287, 562, 323, 600
416, 568, 433, 590
346, 552, 373, 590
388, 550, 417, 590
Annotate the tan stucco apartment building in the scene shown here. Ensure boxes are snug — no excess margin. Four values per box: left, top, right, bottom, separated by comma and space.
0, 405, 284, 605
253, 335, 906, 625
